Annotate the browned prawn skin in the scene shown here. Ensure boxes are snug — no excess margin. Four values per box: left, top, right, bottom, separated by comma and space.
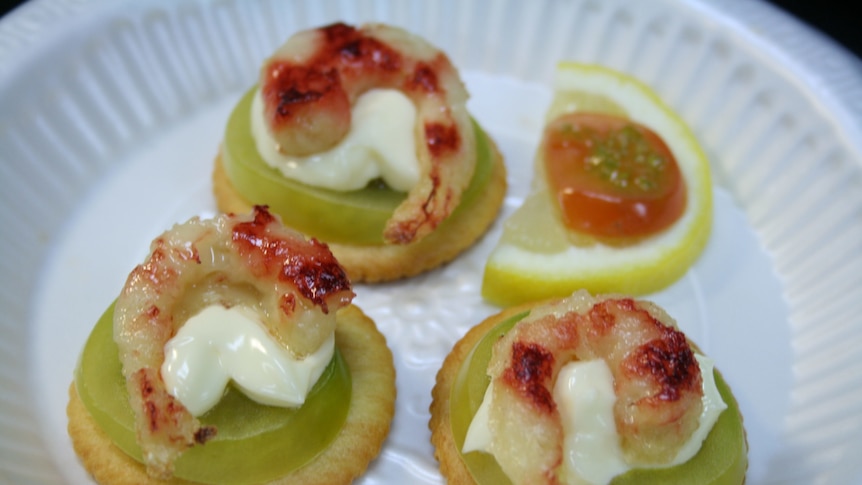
260, 22, 476, 244
113, 206, 353, 478
485, 291, 704, 484
231, 206, 354, 315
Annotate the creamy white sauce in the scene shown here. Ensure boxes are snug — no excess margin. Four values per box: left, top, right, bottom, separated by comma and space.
161, 305, 334, 417
251, 87, 420, 191
555, 360, 629, 485
462, 354, 727, 484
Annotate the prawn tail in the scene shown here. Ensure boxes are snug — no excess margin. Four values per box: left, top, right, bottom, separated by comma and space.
127, 367, 213, 479
382, 121, 477, 244
382, 184, 451, 244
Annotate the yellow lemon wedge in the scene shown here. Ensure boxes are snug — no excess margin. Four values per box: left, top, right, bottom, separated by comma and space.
482, 62, 713, 307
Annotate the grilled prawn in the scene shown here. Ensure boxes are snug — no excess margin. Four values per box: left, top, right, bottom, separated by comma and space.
484, 291, 704, 484
259, 22, 477, 244
112, 206, 353, 478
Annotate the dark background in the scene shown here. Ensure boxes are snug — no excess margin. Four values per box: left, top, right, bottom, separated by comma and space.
768, 0, 861, 60
0, 1, 859, 61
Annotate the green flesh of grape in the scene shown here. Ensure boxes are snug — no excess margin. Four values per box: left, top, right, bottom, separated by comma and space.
75, 302, 352, 485
221, 88, 492, 245
450, 312, 748, 484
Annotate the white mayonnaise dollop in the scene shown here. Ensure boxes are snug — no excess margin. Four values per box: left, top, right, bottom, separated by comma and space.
463, 354, 727, 484
161, 305, 334, 417
251, 87, 420, 191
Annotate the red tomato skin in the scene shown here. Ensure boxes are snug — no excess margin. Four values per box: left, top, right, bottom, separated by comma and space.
542, 113, 686, 240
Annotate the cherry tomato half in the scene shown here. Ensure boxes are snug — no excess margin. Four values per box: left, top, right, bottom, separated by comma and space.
542, 113, 686, 240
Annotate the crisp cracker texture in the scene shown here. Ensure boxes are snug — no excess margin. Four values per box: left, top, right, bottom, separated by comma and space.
212, 140, 507, 283
68, 304, 396, 485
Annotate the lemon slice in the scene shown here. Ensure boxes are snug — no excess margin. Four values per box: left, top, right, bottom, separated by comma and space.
482, 63, 713, 307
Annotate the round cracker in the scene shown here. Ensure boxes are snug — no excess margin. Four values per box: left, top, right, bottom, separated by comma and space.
430, 299, 750, 484
68, 304, 396, 485
212, 139, 507, 283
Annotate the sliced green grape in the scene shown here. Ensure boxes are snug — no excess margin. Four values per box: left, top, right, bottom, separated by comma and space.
75, 302, 351, 485
450, 312, 528, 485
221, 88, 493, 245
450, 313, 748, 485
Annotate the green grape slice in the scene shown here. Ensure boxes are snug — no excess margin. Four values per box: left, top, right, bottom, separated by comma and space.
450, 312, 748, 485
75, 302, 351, 485
221, 88, 492, 245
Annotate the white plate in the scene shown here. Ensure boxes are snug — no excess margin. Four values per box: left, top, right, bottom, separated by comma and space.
2, 0, 862, 484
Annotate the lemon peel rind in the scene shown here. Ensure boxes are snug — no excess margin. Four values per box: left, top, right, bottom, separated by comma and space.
482, 62, 714, 307
481, 204, 712, 306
